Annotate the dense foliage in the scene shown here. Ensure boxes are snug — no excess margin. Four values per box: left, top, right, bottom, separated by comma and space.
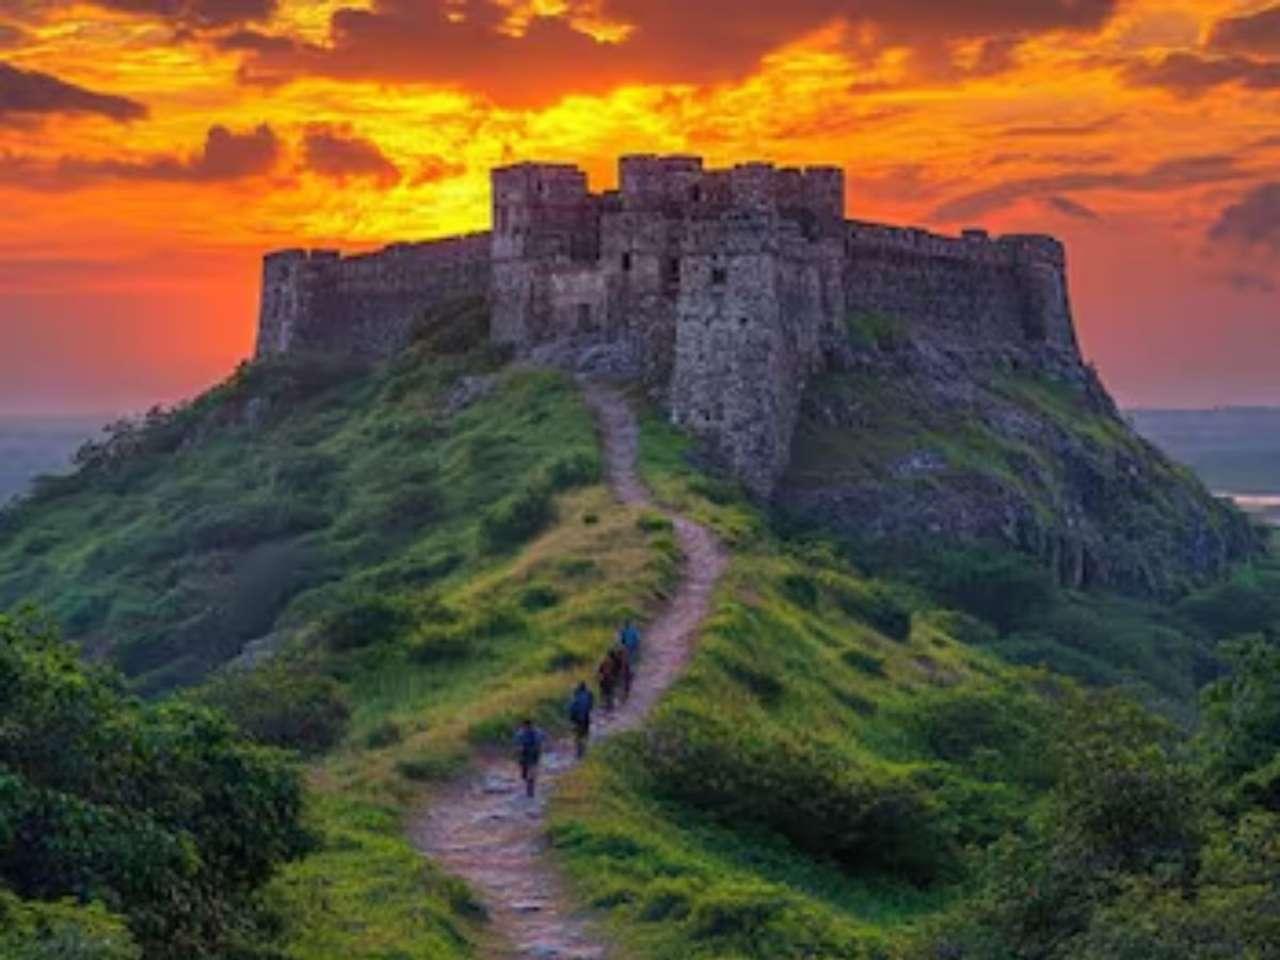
0, 611, 309, 959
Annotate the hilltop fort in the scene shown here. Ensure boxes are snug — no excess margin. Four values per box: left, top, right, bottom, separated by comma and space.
258, 154, 1080, 498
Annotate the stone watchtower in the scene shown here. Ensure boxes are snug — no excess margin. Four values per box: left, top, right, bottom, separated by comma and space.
667, 163, 847, 497
491, 163, 601, 346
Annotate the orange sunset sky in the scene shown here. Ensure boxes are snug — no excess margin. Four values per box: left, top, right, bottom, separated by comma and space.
0, 0, 1277, 413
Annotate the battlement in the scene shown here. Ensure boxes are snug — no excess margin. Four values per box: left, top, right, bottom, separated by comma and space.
256, 153, 1080, 498
846, 221, 1063, 268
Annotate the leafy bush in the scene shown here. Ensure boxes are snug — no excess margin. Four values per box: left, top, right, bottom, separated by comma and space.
637, 511, 673, 534
519, 582, 560, 611
824, 575, 913, 641
0, 890, 140, 960
644, 709, 949, 883
927, 548, 1056, 634
364, 720, 404, 749
1177, 570, 1280, 640
0, 612, 310, 959
191, 662, 351, 756
480, 479, 554, 552
543, 451, 600, 491
321, 594, 413, 651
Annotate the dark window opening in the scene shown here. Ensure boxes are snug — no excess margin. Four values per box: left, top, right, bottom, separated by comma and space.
690, 185, 703, 202
711, 267, 727, 285
622, 252, 632, 272
665, 257, 681, 285
740, 316, 749, 327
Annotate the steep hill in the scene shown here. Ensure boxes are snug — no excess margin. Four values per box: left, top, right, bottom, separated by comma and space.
780, 314, 1259, 598
3, 303, 1280, 960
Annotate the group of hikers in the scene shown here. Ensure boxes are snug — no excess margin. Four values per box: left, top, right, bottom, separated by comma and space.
514, 618, 642, 798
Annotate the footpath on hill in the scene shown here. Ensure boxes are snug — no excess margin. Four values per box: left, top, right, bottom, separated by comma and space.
411, 382, 728, 960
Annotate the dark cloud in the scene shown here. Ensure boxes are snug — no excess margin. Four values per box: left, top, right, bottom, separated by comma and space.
1209, 4, 1280, 57
38, 0, 277, 29
1209, 182, 1280, 253
227, 0, 1119, 105
1043, 195, 1101, 220
1123, 52, 1280, 96
302, 125, 400, 187
0, 60, 147, 124
932, 154, 1244, 221
0, 123, 280, 189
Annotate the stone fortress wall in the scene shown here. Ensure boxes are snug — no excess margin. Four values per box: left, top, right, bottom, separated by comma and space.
256, 154, 1080, 497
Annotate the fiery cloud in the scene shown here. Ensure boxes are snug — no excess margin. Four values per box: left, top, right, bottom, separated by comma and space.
0, 0, 1278, 410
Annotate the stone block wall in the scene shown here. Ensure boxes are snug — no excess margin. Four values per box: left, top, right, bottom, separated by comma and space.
670, 217, 830, 497
256, 234, 490, 359
842, 222, 1074, 353
255, 154, 1081, 501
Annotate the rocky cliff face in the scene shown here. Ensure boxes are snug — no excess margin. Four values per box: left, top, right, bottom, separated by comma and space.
777, 323, 1260, 598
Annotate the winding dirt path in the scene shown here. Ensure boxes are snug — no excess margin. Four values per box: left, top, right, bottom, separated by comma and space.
410, 383, 727, 960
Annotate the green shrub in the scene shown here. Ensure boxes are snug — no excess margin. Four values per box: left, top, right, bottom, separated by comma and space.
480, 479, 554, 552
408, 625, 475, 664
191, 662, 352, 757
637, 511, 673, 534
543, 450, 600, 491
0, 890, 140, 960
825, 576, 913, 641
644, 709, 949, 883
322, 594, 413, 651
842, 648, 885, 677
0, 612, 310, 960
927, 548, 1056, 634
781, 572, 819, 609
519, 583, 560, 611
364, 720, 404, 749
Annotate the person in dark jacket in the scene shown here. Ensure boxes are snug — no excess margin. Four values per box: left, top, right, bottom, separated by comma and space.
597, 651, 620, 712
568, 682, 595, 758
514, 719, 546, 798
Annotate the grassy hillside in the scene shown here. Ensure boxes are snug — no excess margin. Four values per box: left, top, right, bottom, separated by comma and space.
4, 303, 1280, 959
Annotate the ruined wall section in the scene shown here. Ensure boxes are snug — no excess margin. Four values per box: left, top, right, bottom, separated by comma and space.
841, 223, 1079, 359
670, 216, 832, 497
491, 163, 600, 347
256, 234, 490, 359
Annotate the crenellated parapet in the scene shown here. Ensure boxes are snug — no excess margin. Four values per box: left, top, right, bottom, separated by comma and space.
254, 153, 1083, 499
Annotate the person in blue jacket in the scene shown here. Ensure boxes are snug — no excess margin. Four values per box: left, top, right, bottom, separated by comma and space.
618, 619, 641, 659
514, 718, 546, 798
568, 682, 595, 758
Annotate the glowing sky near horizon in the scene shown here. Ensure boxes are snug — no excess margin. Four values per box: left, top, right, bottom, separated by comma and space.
0, 0, 1277, 412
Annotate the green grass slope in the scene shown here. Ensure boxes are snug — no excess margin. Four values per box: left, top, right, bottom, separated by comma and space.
4, 303, 1280, 959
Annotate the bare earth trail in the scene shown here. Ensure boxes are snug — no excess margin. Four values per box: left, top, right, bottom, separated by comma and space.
411, 382, 728, 960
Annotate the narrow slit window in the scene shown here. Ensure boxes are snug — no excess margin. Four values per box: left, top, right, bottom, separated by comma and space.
712, 267, 727, 286
622, 252, 632, 272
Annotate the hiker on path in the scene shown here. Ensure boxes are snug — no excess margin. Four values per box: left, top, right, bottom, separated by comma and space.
514, 719, 546, 798
568, 682, 595, 758
597, 650, 620, 713
615, 644, 634, 704
618, 618, 641, 661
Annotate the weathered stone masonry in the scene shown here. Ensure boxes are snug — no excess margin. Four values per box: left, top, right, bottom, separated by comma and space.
257, 154, 1079, 498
